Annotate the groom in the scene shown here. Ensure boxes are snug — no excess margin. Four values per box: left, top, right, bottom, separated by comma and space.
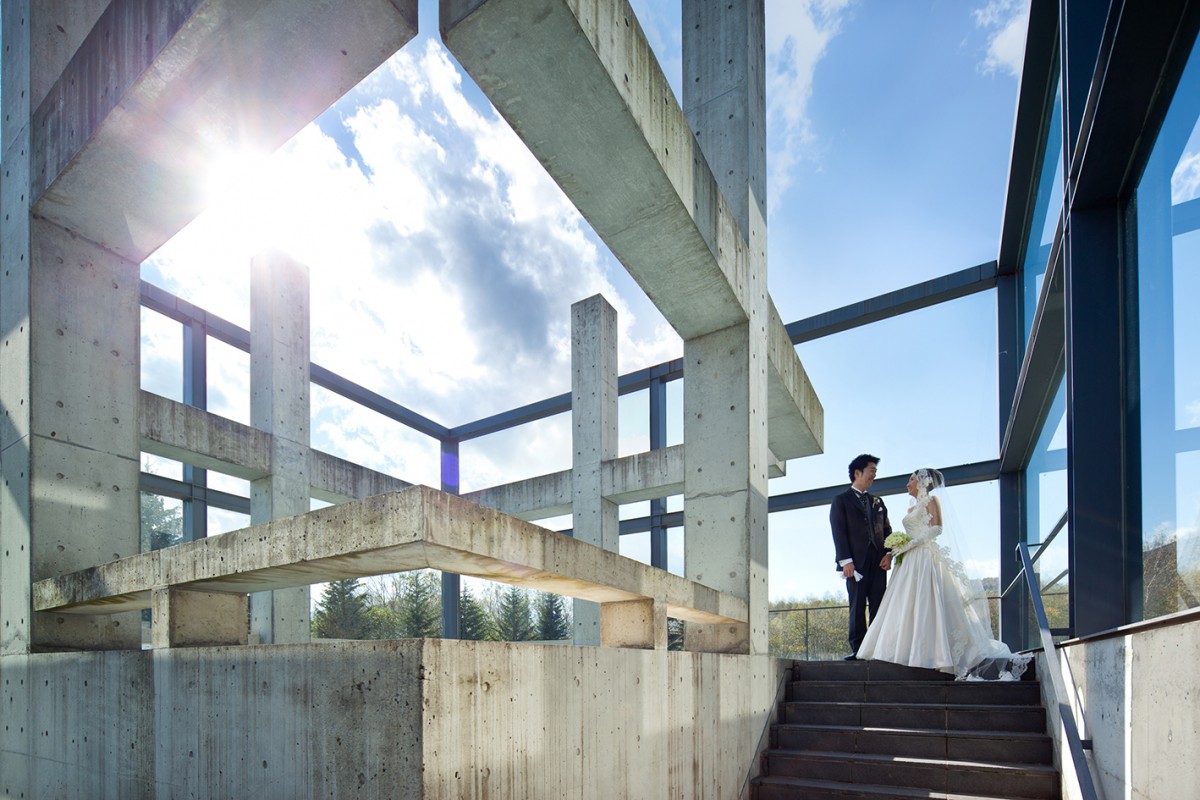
830, 453, 893, 659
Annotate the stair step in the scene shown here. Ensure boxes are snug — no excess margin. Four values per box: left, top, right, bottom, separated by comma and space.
761, 749, 1058, 799
792, 661, 1037, 684
788, 680, 1042, 706
772, 723, 1053, 764
753, 774, 1040, 800
782, 701, 1047, 732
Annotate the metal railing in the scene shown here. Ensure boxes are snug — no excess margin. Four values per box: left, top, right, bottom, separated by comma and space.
1005, 541, 1104, 800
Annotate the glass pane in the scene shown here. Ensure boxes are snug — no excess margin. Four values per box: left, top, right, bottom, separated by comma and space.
1135, 34, 1200, 621
1023, 80, 1064, 344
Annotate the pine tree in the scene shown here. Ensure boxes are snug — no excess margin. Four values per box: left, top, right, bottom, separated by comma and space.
533, 591, 571, 641
312, 578, 373, 640
140, 491, 183, 551
494, 585, 534, 642
459, 585, 497, 641
393, 570, 442, 638
667, 617, 685, 650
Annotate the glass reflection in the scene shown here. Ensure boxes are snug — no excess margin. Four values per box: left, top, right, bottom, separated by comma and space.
1135, 34, 1200, 621
1022, 80, 1064, 344
1025, 377, 1068, 636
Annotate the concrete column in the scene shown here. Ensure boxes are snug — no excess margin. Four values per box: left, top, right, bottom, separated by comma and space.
1, 0, 34, 657
249, 251, 311, 644
152, 587, 249, 648
682, 0, 770, 655
601, 598, 666, 650
570, 295, 619, 645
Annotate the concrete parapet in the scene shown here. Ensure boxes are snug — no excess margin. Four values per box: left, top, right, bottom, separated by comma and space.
0, 640, 787, 799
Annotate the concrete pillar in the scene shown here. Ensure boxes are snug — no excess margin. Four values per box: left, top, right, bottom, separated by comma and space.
2, 0, 143, 650
152, 587, 249, 648
570, 295, 619, 645
681, 0, 770, 655
600, 598, 666, 650
249, 251, 311, 644
1, 0, 34, 657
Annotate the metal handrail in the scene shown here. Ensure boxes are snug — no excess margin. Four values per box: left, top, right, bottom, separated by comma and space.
1015, 542, 1104, 800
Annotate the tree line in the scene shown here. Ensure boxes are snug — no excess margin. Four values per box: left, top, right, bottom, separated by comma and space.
311, 572, 575, 642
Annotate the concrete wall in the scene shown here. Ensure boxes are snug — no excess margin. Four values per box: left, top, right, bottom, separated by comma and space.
0, 640, 787, 799
1045, 615, 1200, 800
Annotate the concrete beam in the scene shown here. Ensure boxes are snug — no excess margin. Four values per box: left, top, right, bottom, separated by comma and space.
140, 391, 270, 480
601, 444, 685, 505
440, 0, 821, 461
463, 470, 573, 520
33, 486, 747, 627
308, 449, 411, 504
30, 0, 418, 262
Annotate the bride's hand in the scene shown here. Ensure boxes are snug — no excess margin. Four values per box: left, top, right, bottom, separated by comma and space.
880, 553, 893, 571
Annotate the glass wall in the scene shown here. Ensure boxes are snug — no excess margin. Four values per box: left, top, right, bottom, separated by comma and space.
1134, 34, 1200, 620
1022, 81, 1064, 343
1025, 378, 1068, 634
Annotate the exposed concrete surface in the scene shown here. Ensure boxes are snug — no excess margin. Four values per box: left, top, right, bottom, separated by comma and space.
249, 252, 312, 644
140, 391, 271, 479
30, 0, 419, 262
441, 0, 821, 462
1049, 616, 1200, 800
33, 486, 748, 626
0, 641, 784, 799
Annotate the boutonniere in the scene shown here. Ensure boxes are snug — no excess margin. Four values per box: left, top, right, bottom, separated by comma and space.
871, 497, 883, 511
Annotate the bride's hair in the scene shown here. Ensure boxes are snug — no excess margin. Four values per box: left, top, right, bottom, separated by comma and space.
916, 467, 944, 495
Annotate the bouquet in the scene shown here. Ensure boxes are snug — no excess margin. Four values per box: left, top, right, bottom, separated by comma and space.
883, 531, 912, 565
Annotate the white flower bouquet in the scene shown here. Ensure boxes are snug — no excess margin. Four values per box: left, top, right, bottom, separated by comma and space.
884, 531, 912, 565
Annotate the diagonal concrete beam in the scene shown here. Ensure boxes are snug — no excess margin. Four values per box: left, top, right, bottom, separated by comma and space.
441, 0, 822, 459
31, 0, 418, 262
33, 486, 747, 625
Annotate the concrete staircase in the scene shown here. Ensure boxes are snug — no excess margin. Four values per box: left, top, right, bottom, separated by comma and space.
752, 660, 1059, 800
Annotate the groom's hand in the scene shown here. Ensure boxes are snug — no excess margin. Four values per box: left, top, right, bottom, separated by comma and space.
880, 554, 893, 571
841, 563, 855, 579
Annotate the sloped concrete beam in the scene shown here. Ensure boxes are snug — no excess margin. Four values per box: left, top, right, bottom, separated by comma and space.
441, 0, 821, 460
30, 0, 418, 262
463, 470, 573, 520
33, 486, 747, 626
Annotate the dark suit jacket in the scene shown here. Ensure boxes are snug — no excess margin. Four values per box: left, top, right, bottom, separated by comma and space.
830, 487, 892, 572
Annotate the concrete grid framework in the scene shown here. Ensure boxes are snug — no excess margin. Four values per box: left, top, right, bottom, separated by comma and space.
0, 0, 824, 796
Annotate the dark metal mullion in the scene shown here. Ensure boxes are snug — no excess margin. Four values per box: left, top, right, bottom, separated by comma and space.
648, 376, 668, 570
440, 440, 461, 639
140, 472, 250, 516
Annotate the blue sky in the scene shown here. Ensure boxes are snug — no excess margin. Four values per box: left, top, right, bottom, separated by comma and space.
139, 0, 1033, 602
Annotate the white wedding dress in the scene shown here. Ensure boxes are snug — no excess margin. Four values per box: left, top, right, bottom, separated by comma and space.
856, 500, 1031, 681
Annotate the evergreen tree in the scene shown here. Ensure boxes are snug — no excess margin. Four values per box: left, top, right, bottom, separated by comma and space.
459, 584, 497, 641
312, 578, 373, 640
391, 570, 442, 638
140, 491, 183, 551
533, 591, 571, 641
494, 585, 534, 642
667, 617, 685, 651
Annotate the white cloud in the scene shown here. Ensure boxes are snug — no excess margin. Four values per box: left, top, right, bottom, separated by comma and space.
974, 0, 1030, 78
764, 0, 855, 211
1172, 149, 1200, 204
142, 37, 680, 495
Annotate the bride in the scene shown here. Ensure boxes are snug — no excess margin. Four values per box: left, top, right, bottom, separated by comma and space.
856, 468, 1031, 680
